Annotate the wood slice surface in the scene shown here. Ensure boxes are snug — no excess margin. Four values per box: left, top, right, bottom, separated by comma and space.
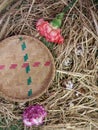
0, 35, 55, 102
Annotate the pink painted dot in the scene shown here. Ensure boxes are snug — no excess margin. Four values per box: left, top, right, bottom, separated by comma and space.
44, 61, 51, 66
10, 64, 17, 69
33, 62, 40, 67
22, 63, 29, 68
0, 65, 5, 70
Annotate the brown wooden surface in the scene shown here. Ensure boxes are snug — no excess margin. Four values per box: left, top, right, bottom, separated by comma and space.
0, 35, 55, 102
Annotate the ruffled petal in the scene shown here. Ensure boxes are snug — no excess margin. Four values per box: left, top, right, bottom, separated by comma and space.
23, 105, 47, 126
36, 19, 64, 44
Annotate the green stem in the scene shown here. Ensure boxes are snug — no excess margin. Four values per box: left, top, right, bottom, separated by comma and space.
51, 0, 78, 28
63, 0, 77, 13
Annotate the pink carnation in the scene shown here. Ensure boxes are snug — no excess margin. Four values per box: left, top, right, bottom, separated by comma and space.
36, 19, 64, 44
23, 105, 47, 127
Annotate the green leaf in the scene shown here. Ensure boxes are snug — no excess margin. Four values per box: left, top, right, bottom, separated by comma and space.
10, 125, 18, 130
41, 38, 54, 50
50, 0, 77, 28
51, 12, 64, 28
56, 12, 64, 19
51, 19, 62, 28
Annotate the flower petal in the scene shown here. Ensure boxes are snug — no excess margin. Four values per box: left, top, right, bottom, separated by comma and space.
36, 19, 64, 44
23, 105, 47, 127
23, 119, 33, 127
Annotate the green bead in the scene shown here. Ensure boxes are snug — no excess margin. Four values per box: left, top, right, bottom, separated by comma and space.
19, 37, 23, 41
24, 54, 28, 62
26, 65, 30, 73
21, 42, 26, 50
27, 77, 32, 85
28, 89, 32, 96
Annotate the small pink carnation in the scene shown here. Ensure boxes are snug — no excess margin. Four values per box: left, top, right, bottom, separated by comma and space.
36, 19, 64, 44
23, 105, 47, 127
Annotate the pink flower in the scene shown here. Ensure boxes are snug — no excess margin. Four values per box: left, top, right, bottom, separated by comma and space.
23, 105, 47, 127
36, 19, 64, 44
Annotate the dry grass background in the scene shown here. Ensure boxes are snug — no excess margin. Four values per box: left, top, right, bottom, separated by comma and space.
0, 0, 98, 130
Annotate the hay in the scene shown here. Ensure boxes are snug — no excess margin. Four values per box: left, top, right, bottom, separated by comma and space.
0, 0, 16, 13
0, 0, 98, 129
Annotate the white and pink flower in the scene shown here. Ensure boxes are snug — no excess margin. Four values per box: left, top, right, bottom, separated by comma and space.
36, 19, 64, 44
23, 105, 47, 126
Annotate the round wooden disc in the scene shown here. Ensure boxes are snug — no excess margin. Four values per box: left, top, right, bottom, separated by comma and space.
0, 35, 55, 102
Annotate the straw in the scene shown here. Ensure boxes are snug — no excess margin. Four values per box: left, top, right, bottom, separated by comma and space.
0, 0, 98, 129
